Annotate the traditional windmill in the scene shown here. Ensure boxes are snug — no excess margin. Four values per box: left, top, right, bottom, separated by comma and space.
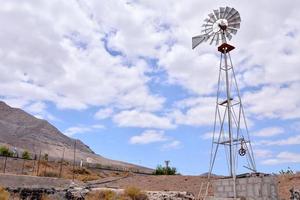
192, 7, 256, 199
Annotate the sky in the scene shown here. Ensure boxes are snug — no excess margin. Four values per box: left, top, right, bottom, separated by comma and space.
0, 0, 299, 175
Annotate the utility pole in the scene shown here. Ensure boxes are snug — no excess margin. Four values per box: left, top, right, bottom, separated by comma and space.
72, 140, 76, 181
164, 160, 170, 175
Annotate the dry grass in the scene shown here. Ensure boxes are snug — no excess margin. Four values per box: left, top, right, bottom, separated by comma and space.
41, 194, 52, 200
0, 187, 9, 200
123, 187, 148, 200
85, 187, 148, 200
85, 190, 118, 200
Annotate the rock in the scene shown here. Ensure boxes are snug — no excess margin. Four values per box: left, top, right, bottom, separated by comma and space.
146, 191, 195, 200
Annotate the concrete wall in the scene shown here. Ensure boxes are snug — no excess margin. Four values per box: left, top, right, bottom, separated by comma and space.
212, 175, 278, 200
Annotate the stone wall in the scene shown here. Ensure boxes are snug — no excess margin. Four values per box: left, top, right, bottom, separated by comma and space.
212, 174, 278, 200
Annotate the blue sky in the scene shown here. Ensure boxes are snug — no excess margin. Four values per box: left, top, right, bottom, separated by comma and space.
0, 0, 300, 175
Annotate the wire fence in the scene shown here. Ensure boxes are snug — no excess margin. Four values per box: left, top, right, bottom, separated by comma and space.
0, 151, 152, 180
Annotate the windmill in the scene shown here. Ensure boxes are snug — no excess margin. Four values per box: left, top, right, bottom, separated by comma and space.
192, 7, 256, 199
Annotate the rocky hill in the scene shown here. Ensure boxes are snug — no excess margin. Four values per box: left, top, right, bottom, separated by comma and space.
0, 101, 151, 172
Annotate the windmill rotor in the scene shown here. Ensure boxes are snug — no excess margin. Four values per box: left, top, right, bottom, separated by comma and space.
192, 7, 241, 49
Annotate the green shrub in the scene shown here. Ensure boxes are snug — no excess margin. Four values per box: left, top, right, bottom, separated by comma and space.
22, 151, 31, 160
153, 165, 177, 175
43, 153, 48, 161
0, 146, 13, 157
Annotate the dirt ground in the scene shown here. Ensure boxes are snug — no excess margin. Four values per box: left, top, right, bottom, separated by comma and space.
90, 173, 300, 200
90, 175, 214, 197
278, 173, 300, 200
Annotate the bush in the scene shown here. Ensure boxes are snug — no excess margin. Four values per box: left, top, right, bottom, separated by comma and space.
22, 151, 31, 159
40, 171, 58, 178
153, 165, 177, 175
0, 186, 9, 200
72, 168, 91, 175
43, 153, 48, 161
85, 188, 148, 200
85, 190, 117, 200
0, 146, 13, 157
123, 187, 148, 200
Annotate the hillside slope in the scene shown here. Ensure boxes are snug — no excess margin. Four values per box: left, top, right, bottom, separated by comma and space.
0, 101, 151, 172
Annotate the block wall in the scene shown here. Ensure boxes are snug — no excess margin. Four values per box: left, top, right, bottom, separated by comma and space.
212, 175, 278, 200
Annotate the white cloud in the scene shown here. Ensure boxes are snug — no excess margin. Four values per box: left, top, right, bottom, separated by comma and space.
23, 101, 59, 122
129, 130, 168, 144
262, 152, 300, 165
201, 132, 214, 140
161, 140, 182, 150
254, 149, 273, 159
0, 1, 164, 112
258, 135, 300, 146
64, 126, 92, 137
113, 110, 175, 129
252, 127, 284, 137
94, 108, 114, 120
91, 124, 105, 129
243, 83, 300, 120
0, 0, 300, 136
64, 124, 104, 136
171, 97, 215, 126
24, 101, 46, 113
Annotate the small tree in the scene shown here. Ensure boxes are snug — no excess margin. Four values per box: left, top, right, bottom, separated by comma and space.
153, 165, 177, 175
154, 165, 164, 175
43, 153, 48, 161
0, 146, 13, 157
22, 151, 31, 160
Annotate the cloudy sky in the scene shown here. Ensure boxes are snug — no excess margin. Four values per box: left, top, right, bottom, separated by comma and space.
0, 0, 299, 175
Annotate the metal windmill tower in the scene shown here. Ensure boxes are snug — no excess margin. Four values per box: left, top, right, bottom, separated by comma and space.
192, 7, 256, 199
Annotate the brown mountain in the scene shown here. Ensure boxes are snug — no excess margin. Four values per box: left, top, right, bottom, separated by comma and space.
0, 101, 151, 172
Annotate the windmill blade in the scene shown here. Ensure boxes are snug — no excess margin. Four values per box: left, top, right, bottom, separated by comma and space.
202, 23, 213, 29
225, 30, 233, 40
208, 13, 217, 22
219, 7, 225, 19
210, 32, 217, 45
201, 27, 213, 34
213, 9, 220, 19
228, 22, 240, 29
227, 11, 240, 22
192, 35, 207, 49
224, 7, 235, 19
228, 16, 241, 24
227, 27, 238, 35
205, 32, 214, 42
226, 9, 238, 21
204, 18, 214, 24
223, 6, 231, 19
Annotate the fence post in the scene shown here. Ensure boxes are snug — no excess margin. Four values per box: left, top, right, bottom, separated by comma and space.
36, 150, 41, 176
44, 159, 48, 175
32, 155, 36, 176
21, 159, 25, 174
3, 156, 7, 173
59, 148, 65, 178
